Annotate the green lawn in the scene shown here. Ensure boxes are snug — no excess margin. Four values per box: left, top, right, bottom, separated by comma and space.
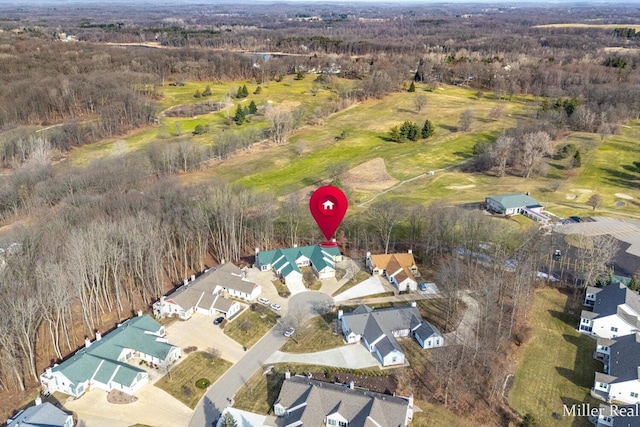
509, 288, 601, 427
154, 351, 232, 409
224, 306, 279, 348
332, 270, 372, 296
279, 314, 344, 353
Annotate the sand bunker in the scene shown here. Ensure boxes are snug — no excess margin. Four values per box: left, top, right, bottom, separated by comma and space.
615, 193, 634, 200
446, 184, 476, 190
571, 188, 593, 194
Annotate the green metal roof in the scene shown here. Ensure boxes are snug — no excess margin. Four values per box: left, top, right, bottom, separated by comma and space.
487, 193, 540, 210
52, 315, 173, 388
257, 245, 341, 278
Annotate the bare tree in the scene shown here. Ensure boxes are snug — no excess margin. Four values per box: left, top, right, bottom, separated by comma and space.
367, 200, 405, 254
586, 194, 603, 211
267, 108, 294, 145
520, 131, 552, 178
458, 109, 475, 132
413, 93, 428, 113
488, 135, 514, 177
575, 234, 619, 288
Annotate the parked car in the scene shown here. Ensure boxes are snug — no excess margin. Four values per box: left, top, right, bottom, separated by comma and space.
270, 303, 282, 311
213, 316, 224, 325
258, 297, 270, 305
553, 250, 562, 261
284, 327, 295, 337
418, 283, 428, 291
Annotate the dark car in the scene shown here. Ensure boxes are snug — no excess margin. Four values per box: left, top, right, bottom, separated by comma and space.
569, 216, 581, 223
553, 250, 562, 261
213, 316, 224, 325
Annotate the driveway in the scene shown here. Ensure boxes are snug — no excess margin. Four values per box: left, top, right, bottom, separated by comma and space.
64, 385, 191, 427
444, 291, 479, 346
265, 344, 379, 369
165, 313, 246, 363
189, 291, 332, 427
333, 275, 385, 302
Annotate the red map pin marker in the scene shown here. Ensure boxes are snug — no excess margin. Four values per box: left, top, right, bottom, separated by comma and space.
309, 185, 348, 243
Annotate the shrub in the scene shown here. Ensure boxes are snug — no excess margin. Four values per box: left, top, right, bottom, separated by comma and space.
195, 378, 211, 389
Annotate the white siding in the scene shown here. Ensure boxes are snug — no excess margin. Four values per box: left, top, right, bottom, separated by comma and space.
607, 380, 640, 404
592, 315, 638, 339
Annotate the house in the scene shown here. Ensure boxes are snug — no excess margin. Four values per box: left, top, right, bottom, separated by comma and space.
485, 193, 549, 223
255, 244, 342, 288
7, 399, 74, 427
595, 404, 640, 427
153, 262, 252, 320
339, 303, 444, 366
366, 250, 419, 292
273, 375, 413, 427
580, 283, 640, 339
39, 314, 180, 398
593, 332, 640, 405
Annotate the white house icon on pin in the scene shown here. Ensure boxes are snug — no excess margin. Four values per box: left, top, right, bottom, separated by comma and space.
322, 200, 335, 211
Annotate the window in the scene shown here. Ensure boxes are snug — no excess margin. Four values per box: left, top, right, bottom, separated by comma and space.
339, 422, 348, 427
631, 392, 639, 398
327, 420, 336, 426
611, 327, 618, 332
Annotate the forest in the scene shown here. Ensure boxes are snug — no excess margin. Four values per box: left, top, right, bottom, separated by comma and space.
0, 1, 638, 424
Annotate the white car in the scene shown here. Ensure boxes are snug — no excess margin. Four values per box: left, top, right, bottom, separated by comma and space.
284, 327, 295, 337
270, 303, 282, 311
258, 297, 270, 305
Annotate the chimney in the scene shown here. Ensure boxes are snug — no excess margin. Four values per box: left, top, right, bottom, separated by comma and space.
285, 370, 291, 379
366, 251, 371, 258
137, 310, 143, 317
35, 395, 42, 406
84, 336, 91, 348
95, 331, 102, 341
191, 274, 195, 281
293, 244, 297, 248
408, 393, 414, 408
411, 301, 417, 308
161, 296, 166, 304
408, 249, 412, 254
307, 373, 312, 379
337, 309, 343, 320
183, 279, 188, 286
255, 247, 260, 255
349, 381, 354, 389
45, 367, 52, 376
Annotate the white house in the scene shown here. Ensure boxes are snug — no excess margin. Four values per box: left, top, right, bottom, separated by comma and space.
339, 303, 444, 366
153, 263, 252, 320
40, 314, 180, 398
255, 244, 342, 288
593, 332, 640, 405
274, 375, 413, 427
580, 283, 640, 339
594, 404, 640, 427
485, 193, 549, 223
366, 250, 419, 292
7, 399, 74, 427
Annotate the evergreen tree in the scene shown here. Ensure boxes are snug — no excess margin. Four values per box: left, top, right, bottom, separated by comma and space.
520, 414, 537, 427
220, 412, 238, 427
234, 104, 246, 124
237, 85, 249, 98
254, 86, 262, 95
202, 85, 212, 97
389, 126, 402, 143
629, 275, 638, 292
408, 81, 416, 92
399, 121, 419, 141
421, 119, 435, 138
193, 90, 201, 98
573, 150, 582, 167
248, 100, 258, 114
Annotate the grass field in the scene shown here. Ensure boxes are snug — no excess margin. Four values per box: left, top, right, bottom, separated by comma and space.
63, 74, 640, 219
279, 314, 344, 353
155, 351, 232, 409
509, 288, 601, 427
224, 307, 279, 348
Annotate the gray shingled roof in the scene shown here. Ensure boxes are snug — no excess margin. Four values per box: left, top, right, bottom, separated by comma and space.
343, 305, 422, 346
414, 321, 438, 341
193, 263, 258, 295
7, 402, 72, 427
592, 283, 640, 320
581, 310, 599, 320
275, 376, 409, 427
608, 333, 640, 383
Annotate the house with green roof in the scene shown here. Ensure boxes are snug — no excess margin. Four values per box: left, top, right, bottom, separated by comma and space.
485, 193, 550, 223
255, 244, 342, 288
40, 314, 180, 398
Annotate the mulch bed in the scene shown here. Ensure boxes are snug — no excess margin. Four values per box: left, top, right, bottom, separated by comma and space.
310, 372, 397, 395
107, 389, 138, 404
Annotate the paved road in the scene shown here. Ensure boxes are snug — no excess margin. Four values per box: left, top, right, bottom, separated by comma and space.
188, 291, 333, 427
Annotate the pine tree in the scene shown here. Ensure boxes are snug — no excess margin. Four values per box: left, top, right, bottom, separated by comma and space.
193, 90, 201, 98
234, 104, 246, 124
389, 126, 401, 143
408, 81, 416, 92
248, 100, 258, 114
421, 119, 435, 138
254, 86, 262, 95
202, 85, 212, 97
220, 412, 238, 427
238, 85, 249, 98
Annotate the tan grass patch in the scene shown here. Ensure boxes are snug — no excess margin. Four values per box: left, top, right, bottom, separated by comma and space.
342, 157, 399, 192
615, 193, 634, 200
445, 184, 476, 190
